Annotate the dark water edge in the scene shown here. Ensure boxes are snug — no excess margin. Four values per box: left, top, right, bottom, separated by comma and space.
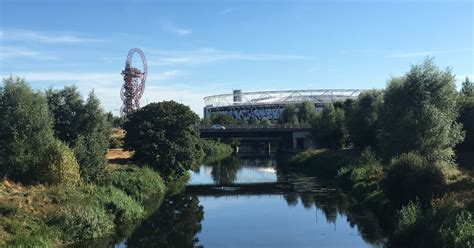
71, 156, 388, 248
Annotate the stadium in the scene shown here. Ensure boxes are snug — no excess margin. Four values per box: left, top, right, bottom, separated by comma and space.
203, 89, 362, 121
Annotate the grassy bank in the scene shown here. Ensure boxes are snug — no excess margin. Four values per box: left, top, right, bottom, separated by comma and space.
0, 164, 167, 247
289, 148, 474, 248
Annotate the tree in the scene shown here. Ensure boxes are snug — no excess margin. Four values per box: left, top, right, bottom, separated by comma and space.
298, 101, 317, 124
46, 86, 84, 143
46, 88, 110, 183
312, 103, 348, 149
0, 76, 55, 183
347, 90, 384, 149
278, 104, 299, 124
377, 59, 463, 162
210, 114, 237, 125
261, 118, 271, 126
457, 77, 474, 152
123, 101, 202, 180
460, 77, 473, 97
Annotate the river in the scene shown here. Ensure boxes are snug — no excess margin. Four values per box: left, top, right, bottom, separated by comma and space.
78, 156, 386, 247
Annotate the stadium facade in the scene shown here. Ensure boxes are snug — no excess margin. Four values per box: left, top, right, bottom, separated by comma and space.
203, 89, 362, 121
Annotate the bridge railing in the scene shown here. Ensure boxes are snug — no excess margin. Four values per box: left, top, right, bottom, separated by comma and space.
198, 123, 312, 130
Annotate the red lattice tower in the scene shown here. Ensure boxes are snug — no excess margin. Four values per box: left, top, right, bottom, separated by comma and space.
120, 48, 148, 116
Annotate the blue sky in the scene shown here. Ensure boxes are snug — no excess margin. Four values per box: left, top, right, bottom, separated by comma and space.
1, 0, 472, 116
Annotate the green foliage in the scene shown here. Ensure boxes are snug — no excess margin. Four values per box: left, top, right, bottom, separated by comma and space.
312, 103, 348, 149
46, 87, 111, 184
0, 76, 55, 183
123, 101, 202, 179
290, 149, 359, 177
347, 90, 383, 149
45, 86, 85, 143
261, 118, 271, 125
108, 166, 166, 204
106, 112, 126, 128
74, 132, 108, 183
461, 77, 474, 97
210, 113, 237, 125
391, 196, 474, 248
49, 205, 114, 242
109, 135, 124, 149
336, 148, 383, 202
457, 78, 474, 153
94, 186, 144, 224
41, 139, 82, 187
378, 59, 463, 162
278, 104, 299, 124
298, 101, 317, 124
201, 139, 233, 163
383, 152, 446, 206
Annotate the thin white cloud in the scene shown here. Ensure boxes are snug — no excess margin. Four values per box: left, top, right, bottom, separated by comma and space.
161, 24, 192, 36
0, 30, 98, 43
388, 48, 472, 58
0, 46, 58, 60
147, 48, 309, 66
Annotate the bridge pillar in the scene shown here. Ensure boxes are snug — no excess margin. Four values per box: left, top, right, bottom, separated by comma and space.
292, 131, 314, 150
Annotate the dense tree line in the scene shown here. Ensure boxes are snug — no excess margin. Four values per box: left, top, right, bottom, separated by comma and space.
0, 77, 111, 185
278, 59, 473, 165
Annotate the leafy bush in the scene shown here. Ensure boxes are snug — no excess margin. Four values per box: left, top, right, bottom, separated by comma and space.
94, 186, 144, 224
290, 149, 359, 177
383, 152, 446, 206
41, 139, 82, 187
74, 132, 108, 183
49, 205, 114, 242
0, 76, 55, 183
201, 139, 233, 163
108, 166, 166, 204
390, 196, 473, 248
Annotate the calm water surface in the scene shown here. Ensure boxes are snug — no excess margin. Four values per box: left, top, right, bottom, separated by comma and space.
79, 156, 385, 247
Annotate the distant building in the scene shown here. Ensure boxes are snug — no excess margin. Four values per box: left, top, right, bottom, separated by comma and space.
203, 89, 361, 121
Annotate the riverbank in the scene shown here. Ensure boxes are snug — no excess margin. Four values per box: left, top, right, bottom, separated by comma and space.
288, 148, 474, 248
0, 147, 188, 247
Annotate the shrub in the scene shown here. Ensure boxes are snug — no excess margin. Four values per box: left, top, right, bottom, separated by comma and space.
290, 149, 359, 177
383, 152, 446, 206
94, 186, 144, 224
74, 132, 108, 183
49, 205, 114, 242
108, 166, 166, 204
439, 210, 474, 248
390, 196, 473, 248
201, 139, 233, 163
391, 200, 423, 247
41, 139, 82, 187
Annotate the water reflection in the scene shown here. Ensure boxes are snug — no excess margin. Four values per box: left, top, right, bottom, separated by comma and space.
112, 156, 387, 247
125, 194, 204, 248
190, 156, 278, 185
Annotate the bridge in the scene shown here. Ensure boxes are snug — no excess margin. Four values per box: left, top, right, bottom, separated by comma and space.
185, 182, 337, 197
199, 124, 314, 151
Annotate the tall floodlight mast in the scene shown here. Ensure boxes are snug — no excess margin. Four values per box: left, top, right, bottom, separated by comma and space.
120, 48, 148, 116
